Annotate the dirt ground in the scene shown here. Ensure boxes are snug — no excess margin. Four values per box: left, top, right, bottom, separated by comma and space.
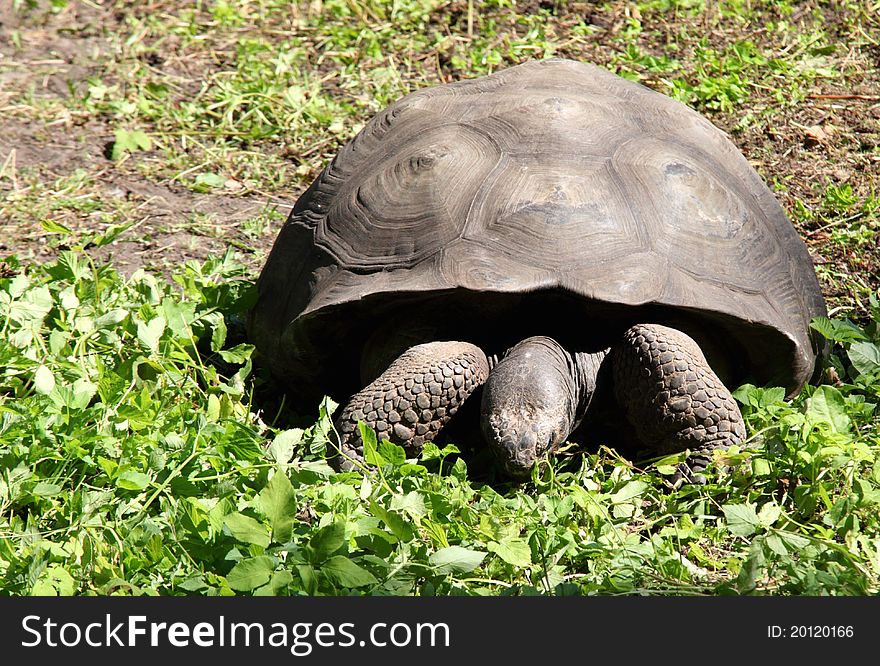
1, 0, 878, 318
0, 1, 280, 275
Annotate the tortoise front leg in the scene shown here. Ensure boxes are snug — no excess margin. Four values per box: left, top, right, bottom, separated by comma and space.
611, 323, 746, 484
331, 341, 490, 471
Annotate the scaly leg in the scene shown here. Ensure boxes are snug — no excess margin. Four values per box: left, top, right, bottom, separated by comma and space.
612, 323, 746, 484
332, 341, 489, 470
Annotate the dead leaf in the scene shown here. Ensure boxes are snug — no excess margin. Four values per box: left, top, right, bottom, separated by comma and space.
803, 125, 828, 146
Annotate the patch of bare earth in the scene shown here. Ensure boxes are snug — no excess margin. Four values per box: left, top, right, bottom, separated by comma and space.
0, 2, 282, 276
728, 7, 880, 319
1, 0, 878, 319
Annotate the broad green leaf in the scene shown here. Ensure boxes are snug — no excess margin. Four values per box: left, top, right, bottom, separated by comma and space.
40, 219, 71, 234
135, 358, 163, 382
257, 471, 297, 543
361, 422, 381, 465
609, 480, 648, 504
5, 272, 29, 298
371, 502, 413, 542
33, 365, 56, 394
129, 129, 152, 150
32, 565, 76, 596
206, 394, 221, 421
48, 328, 70, 354
450, 458, 468, 480
9, 284, 52, 324
764, 533, 789, 557
488, 539, 532, 568
611, 502, 636, 519
762, 386, 785, 408
95, 308, 128, 330
429, 546, 486, 574
321, 556, 377, 588
224, 512, 271, 548
756, 502, 781, 529
267, 428, 302, 464
420, 442, 460, 461
723, 503, 759, 537
848, 342, 880, 376
178, 577, 208, 592
111, 128, 152, 160
160, 298, 195, 339
732, 384, 786, 408
296, 564, 318, 595
809, 317, 868, 343
318, 395, 339, 421
96, 456, 118, 479
32, 482, 62, 497
219, 343, 253, 364
194, 172, 226, 189
777, 531, 811, 551
115, 470, 151, 491
806, 385, 850, 433
59, 289, 79, 311
310, 396, 338, 445
551, 495, 574, 523
377, 440, 406, 466
71, 378, 98, 409
390, 491, 427, 518
736, 540, 766, 593
254, 570, 294, 596
308, 522, 346, 563
226, 556, 275, 592
137, 315, 166, 353
208, 312, 227, 352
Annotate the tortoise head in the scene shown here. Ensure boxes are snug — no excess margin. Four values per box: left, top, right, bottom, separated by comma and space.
480, 336, 581, 478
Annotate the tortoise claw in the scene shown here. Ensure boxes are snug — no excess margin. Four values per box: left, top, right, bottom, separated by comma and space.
671, 455, 711, 489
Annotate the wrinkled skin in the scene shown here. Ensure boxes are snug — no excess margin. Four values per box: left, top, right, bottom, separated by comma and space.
331, 323, 746, 483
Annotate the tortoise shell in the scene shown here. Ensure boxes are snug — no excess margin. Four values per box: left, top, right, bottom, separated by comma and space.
248, 58, 826, 406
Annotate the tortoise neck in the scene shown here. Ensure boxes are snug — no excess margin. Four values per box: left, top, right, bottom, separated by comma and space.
571, 347, 611, 426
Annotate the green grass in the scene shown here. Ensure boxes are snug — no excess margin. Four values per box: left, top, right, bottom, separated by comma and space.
4, 1, 876, 295
1, 0, 879, 596
1, 251, 879, 596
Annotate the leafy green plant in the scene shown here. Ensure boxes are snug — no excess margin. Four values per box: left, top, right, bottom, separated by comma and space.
2, 0, 879, 598
110, 129, 153, 161
1, 250, 879, 596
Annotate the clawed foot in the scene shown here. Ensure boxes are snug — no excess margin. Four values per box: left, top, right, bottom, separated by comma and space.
671, 453, 713, 489
330, 341, 489, 470
613, 323, 746, 489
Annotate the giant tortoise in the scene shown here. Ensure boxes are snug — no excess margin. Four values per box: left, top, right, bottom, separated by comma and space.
247, 58, 827, 480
